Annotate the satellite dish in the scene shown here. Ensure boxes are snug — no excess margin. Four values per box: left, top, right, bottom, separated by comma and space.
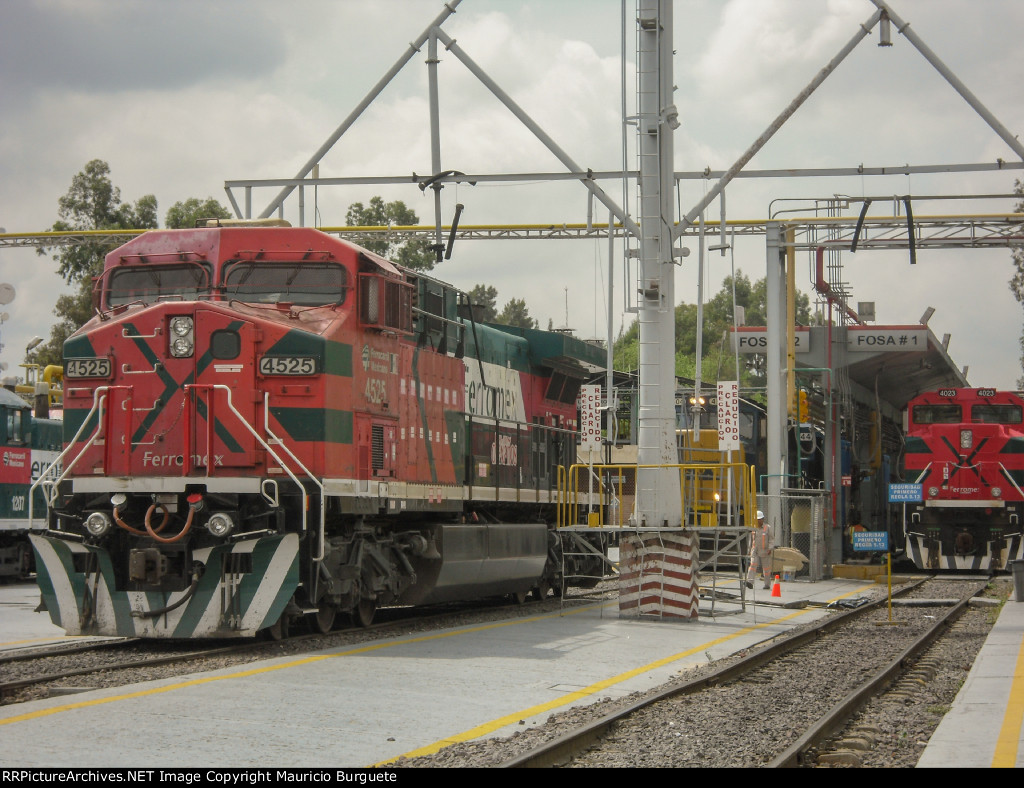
0, 284, 14, 306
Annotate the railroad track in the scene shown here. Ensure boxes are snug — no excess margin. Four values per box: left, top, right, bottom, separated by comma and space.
0, 637, 134, 666
497, 577, 992, 768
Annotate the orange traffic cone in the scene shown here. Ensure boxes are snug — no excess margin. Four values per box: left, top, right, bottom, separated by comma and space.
771, 575, 782, 597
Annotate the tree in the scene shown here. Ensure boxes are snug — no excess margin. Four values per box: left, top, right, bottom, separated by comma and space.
35, 282, 95, 368
346, 196, 436, 271
465, 284, 498, 323
165, 197, 232, 229
1010, 179, 1024, 387
496, 298, 538, 329
35, 160, 159, 366
40, 159, 157, 285
612, 271, 813, 393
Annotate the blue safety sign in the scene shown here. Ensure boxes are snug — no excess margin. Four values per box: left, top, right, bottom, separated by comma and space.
888, 483, 922, 503
853, 531, 889, 552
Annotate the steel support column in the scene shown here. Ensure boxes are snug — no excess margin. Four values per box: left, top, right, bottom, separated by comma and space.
635, 0, 680, 527
765, 222, 788, 531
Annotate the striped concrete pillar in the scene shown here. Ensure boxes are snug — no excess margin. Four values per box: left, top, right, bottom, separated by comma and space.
618, 531, 699, 619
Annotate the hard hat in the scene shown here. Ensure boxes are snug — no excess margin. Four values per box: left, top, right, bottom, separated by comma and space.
756, 510, 764, 520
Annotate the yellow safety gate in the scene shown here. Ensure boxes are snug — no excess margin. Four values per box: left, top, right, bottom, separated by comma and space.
558, 461, 758, 529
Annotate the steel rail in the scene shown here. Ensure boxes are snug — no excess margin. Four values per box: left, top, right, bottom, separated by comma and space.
499, 576, 936, 768
0, 638, 133, 666
0, 642, 253, 701
768, 582, 985, 768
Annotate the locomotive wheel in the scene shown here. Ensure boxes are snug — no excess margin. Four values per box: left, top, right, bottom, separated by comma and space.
312, 603, 336, 635
533, 580, 552, 601
267, 614, 291, 641
355, 598, 376, 628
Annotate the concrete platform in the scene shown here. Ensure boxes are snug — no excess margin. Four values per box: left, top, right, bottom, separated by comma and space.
917, 579, 1024, 769
0, 580, 119, 653
0, 574, 1018, 768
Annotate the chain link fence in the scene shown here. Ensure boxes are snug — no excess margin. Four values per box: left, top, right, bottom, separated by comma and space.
758, 488, 829, 581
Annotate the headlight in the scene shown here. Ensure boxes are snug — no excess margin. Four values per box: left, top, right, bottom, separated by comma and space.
206, 512, 235, 537
171, 337, 193, 357
928, 486, 939, 498
169, 316, 194, 358
992, 487, 1002, 498
960, 429, 973, 450
170, 316, 194, 336
84, 511, 113, 536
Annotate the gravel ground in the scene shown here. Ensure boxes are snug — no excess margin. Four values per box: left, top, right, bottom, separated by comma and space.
813, 578, 1009, 768
394, 576, 1010, 768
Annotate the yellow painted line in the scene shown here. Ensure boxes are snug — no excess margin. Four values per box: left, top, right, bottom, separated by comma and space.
376, 582, 878, 766
0, 636, 75, 648
992, 627, 1024, 767
1, 581, 878, 766
0, 602, 607, 727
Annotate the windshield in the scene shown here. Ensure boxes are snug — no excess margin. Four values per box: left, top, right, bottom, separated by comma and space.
107, 263, 211, 307
912, 404, 962, 425
971, 404, 1023, 424
223, 262, 348, 306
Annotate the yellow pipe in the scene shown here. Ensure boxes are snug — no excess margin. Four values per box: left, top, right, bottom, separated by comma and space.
43, 365, 63, 385
2, 213, 1018, 239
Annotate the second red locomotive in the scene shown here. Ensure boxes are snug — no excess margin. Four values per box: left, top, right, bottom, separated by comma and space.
902, 387, 1024, 571
30, 220, 609, 638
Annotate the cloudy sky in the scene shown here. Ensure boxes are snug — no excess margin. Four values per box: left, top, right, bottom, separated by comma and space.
2, 0, 1022, 390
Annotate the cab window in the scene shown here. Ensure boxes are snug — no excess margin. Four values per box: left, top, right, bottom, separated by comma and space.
107, 263, 212, 307
972, 404, 1023, 424
223, 262, 348, 306
911, 404, 962, 425
4, 408, 25, 444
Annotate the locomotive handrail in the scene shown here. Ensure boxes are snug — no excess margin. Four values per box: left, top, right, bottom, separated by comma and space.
261, 391, 327, 562
182, 384, 326, 562
121, 361, 164, 375
912, 462, 932, 484
121, 326, 161, 339
28, 387, 112, 528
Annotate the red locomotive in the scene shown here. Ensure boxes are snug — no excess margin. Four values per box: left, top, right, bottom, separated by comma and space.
902, 387, 1024, 571
30, 221, 609, 637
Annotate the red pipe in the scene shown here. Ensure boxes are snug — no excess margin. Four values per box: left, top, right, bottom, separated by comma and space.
814, 246, 862, 325
815, 247, 848, 532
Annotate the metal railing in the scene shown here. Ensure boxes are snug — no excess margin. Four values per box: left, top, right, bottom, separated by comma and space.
558, 460, 757, 529
28, 385, 326, 562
